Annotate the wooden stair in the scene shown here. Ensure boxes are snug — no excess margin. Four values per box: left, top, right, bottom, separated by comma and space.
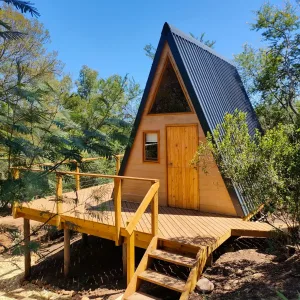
123, 236, 204, 300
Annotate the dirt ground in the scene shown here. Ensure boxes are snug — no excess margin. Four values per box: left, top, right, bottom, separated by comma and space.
0, 215, 299, 300
190, 243, 300, 300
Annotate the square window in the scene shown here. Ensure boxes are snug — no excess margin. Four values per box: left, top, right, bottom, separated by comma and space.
143, 132, 159, 162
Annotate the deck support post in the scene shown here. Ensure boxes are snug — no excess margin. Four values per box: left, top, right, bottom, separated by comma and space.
126, 233, 135, 285
122, 242, 127, 278
24, 218, 31, 279
64, 228, 70, 277
206, 253, 213, 267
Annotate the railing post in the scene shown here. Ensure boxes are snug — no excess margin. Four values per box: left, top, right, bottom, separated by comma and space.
75, 162, 80, 191
151, 181, 159, 237
12, 168, 20, 218
114, 177, 121, 245
115, 155, 121, 174
56, 173, 63, 228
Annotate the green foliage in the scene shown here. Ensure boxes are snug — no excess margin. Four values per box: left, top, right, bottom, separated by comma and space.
192, 110, 300, 242
276, 291, 300, 300
0, 8, 141, 208
0, 1, 39, 40
235, 1, 300, 128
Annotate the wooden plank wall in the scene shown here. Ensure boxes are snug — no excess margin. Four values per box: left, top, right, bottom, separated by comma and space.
121, 43, 239, 217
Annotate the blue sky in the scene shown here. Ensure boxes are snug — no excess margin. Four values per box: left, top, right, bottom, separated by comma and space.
36, 0, 290, 87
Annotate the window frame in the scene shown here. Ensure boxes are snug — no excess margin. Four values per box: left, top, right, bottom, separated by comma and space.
143, 131, 160, 163
147, 55, 194, 116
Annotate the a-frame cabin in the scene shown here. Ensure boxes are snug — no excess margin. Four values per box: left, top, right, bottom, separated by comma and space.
120, 22, 260, 218
12, 22, 274, 300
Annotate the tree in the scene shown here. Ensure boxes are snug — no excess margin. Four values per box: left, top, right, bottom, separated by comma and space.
235, 1, 300, 128
144, 32, 216, 60
62, 66, 141, 157
0, 1, 39, 40
192, 110, 300, 242
0, 7, 64, 171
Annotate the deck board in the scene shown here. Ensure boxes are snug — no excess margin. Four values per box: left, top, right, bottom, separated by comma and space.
15, 183, 276, 249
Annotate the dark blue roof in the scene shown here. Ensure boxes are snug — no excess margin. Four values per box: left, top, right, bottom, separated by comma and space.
120, 22, 261, 216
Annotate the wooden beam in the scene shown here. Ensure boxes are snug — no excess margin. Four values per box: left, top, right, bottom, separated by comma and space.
24, 218, 31, 279
242, 204, 264, 221
125, 182, 159, 236
114, 178, 122, 245
64, 228, 70, 277
126, 232, 135, 285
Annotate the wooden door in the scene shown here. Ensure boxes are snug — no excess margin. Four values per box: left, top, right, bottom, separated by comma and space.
167, 125, 199, 210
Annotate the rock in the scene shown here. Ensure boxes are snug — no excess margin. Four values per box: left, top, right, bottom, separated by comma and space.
224, 283, 232, 291
196, 277, 214, 294
81, 297, 90, 300
22, 280, 29, 286
251, 273, 263, 279
236, 269, 243, 276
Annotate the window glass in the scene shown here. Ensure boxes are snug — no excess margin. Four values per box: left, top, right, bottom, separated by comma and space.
149, 60, 191, 114
144, 132, 159, 162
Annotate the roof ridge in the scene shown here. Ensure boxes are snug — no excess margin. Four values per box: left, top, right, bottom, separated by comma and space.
163, 22, 235, 67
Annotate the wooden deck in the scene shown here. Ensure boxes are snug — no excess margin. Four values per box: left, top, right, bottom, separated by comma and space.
13, 180, 278, 299
14, 183, 274, 250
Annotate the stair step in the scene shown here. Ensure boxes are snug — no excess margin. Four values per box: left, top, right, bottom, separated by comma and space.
127, 292, 161, 300
149, 249, 196, 268
138, 270, 186, 293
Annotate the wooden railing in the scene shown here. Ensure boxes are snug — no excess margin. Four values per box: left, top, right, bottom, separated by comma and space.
11, 155, 124, 218
53, 171, 159, 284
11, 154, 159, 284
123, 179, 159, 284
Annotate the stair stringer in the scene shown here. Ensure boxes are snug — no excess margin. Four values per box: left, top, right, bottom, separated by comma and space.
179, 247, 206, 300
123, 235, 158, 299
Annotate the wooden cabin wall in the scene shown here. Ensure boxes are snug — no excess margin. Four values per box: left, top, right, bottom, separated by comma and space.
121, 112, 238, 216
121, 43, 239, 217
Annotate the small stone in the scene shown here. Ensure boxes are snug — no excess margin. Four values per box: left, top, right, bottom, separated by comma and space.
252, 273, 263, 279
22, 280, 29, 286
196, 277, 214, 294
81, 297, 90, 300
236, 269, 243, 276
224, 284, 232, 291
62, 290, 71, 295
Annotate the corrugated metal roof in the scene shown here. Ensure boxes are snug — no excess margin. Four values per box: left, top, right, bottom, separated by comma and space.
120, 22, 261, 216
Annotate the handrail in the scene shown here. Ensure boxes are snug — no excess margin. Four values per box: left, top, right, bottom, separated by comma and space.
55, 171, 158, 182
123, 179, 159, 284
125, 182, 159, 236
11, 154, 159, 286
